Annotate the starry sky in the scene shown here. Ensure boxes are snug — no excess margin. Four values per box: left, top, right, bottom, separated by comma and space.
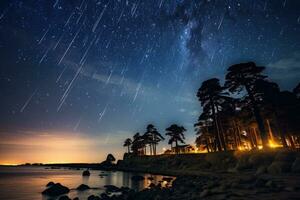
0, 0, 299, 164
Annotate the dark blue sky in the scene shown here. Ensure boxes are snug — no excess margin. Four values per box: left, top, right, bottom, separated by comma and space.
0, 0, 299, 163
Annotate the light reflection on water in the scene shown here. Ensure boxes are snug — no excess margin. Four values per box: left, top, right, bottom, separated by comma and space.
0, 166, 173, 200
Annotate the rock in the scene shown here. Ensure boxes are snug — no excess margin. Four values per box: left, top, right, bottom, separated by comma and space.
104, 184, 120, 192
149, 183, 156, 188
267, 161, 291, 174
76, 184, 90, 191
200, 189, 210, 198
120, 186, 130, 193
147, 176, 154, 180
46, 181, 55, 187
58, 195, 71, 200
131, 175, 144, 181
82, 170, 90, 176
106, 154, 116, 163
100, 193, 110, 200
162, 177, 173, 182
291, 157, 300, 173
87, 195, 101, 200
73, 198, 79, 200
42, 183, 70, 196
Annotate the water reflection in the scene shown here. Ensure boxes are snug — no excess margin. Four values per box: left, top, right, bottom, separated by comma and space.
0, 166, 174, 200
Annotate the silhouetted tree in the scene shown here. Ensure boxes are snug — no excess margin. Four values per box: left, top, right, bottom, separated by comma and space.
197, 78, 230, 151
293, 82, 300, 98
165, 124, 186, 154
131, 133, 145, 155
225, 62, 269, 148
123, 138, 132, 153
144, 124, 164, 155
195, 119, 214, 152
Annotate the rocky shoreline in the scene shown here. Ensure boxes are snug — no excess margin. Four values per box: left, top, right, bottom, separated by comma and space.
43, 149, 300, 200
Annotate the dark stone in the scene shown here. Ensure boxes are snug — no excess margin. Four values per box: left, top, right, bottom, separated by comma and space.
100, 193, 110, 200
42, 183, 70, 196
149, 183, 156, 188
87, 195, 101, 200
82, 170, 90, 176
147, 176, 154, 181
58, 195, 71, 200
104, 184, 120, 192
106, 154, 116, 163
73, 198, 79, 200
46, 181, 55, 187
76, 184, 90, 191
131, 175, 144, 181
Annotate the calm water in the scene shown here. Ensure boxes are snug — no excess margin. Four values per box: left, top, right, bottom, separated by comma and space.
0, 166, 172, 200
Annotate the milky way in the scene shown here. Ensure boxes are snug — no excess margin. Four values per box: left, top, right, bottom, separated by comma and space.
0, 0, 299, 161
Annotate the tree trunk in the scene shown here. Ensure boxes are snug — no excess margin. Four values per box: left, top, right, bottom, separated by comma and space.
274, 111, 288, 148
205, 138, 210, 152
216, 107, 227, 151
175, 140, 178, 154
210, 100, 223, 151
128, 146, 130, 153
288, 134, 296, 149
245, 84, 269, 148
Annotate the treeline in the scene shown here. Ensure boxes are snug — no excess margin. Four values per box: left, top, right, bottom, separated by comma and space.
123, 124, 187, 155
124, 62, 300, 155
195, 62, 300, 152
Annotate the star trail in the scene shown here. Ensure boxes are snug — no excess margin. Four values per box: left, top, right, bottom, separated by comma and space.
0, 0, 299, 163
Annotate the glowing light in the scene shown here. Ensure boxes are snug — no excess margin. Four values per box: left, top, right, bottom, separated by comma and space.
268, 140, 282, 148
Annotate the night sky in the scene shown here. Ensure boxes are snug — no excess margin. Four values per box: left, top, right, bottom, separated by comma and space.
0, 0, 299, 164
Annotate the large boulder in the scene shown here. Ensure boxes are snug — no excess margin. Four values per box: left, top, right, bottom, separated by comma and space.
82, 170, 90, 176
87, 195, 101, 200
46, 181, 55, 187
76, 184, 90, 191
58, 195, 71, 200
42, 183, 70, 196
106, 154, 116, 163
104, 184, 120, 193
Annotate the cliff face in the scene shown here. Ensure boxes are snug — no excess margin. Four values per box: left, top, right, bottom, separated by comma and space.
117, 150, 300, 176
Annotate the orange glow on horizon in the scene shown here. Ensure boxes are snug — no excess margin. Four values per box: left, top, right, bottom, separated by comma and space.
0, 130, 125, 165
